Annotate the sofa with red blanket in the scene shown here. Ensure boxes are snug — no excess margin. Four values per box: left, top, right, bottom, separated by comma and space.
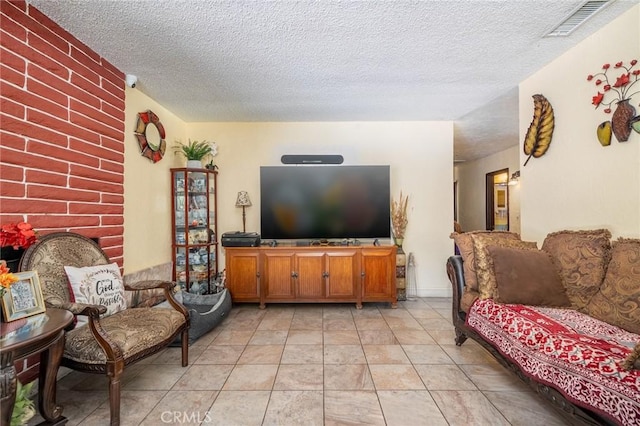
447, 229, 640, 426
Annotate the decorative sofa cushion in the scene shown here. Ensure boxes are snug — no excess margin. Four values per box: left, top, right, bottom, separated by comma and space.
586, 238, 640, 335
64, 263, 127, 327
541, 229, 611, 311
460, 289, 480, 313
623, 343, 640, 370
450, 231, 520, 294
467, 299, 640, 425
472, 235, 537, 299
487, 246, 570, 307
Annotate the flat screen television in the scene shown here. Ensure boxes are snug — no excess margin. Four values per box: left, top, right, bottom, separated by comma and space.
260, 165, 391, 240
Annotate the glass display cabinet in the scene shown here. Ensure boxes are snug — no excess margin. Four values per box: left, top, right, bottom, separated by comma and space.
171, 168, 218, 294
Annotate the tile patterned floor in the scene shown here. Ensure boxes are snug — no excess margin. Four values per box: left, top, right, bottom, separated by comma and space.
31, 298, 569, 425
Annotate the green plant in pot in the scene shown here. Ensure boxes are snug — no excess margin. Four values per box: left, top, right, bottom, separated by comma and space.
173, 139, 214, 168
12, 380, 35, 425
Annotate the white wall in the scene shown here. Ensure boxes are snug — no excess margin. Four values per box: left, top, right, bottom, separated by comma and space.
520, 5, 640, 244
187, 121, 454, 297
455, 145, 521, 234
123, 88, 187, 273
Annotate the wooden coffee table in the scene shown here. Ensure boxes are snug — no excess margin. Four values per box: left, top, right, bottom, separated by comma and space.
0, 308, 73, 426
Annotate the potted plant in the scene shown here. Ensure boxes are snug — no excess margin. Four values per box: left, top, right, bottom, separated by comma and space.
173, 139, 214, 168
11, 380, 35, 425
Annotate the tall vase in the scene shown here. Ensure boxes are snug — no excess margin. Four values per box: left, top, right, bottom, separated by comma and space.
0, 246, 25, 273
611, 99, 635, 142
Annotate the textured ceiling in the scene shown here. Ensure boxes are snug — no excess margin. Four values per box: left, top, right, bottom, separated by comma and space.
28, 0, 637, 161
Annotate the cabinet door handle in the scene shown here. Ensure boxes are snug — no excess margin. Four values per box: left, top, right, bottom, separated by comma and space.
322, 272, 329, 278
361, 271, 365, 277
256, 272, 260, 278
291, 271, 298, 278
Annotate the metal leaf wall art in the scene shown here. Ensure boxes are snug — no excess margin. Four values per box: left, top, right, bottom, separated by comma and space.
523, 94, 555, 166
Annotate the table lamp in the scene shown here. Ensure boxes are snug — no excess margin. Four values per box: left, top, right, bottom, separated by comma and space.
235, 191, 252, 232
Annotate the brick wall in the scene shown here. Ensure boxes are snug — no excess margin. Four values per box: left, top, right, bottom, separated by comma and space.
1, 1, 125, 382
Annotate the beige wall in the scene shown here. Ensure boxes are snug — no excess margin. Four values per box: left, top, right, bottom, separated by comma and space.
187, 121, 454, 296
520, 5, 640, 244
455, 145, 521, 234
123, 87, 187, 273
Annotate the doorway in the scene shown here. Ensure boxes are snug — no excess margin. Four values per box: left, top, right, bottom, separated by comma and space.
486, 169, 509, 231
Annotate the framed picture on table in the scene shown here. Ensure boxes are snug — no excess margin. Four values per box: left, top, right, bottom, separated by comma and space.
1, 271, 46, 322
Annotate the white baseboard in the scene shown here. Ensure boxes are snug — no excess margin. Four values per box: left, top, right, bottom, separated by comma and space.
415, 287, 452, 298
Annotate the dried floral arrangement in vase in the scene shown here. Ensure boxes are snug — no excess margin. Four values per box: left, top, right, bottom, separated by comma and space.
588, 59, 639, 145
391, 191, 409, 248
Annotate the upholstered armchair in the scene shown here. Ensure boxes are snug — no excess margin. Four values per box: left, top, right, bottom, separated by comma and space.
20, 232, 189, 426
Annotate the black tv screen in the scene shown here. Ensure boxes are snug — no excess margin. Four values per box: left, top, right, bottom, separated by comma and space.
260, 165, 391, 240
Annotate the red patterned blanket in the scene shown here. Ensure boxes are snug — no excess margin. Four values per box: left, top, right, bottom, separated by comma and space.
467, 299, 640, 426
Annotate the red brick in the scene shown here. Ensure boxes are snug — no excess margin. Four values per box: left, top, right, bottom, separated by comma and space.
0, 180, 25, 197
101, 194, 123, 204
94, 227, 123, 239
27, 77, 69, 108
0, 214, 26, 224
2, 82, 68, 123
101, 101, 124, 122
69, 139, 123, 163
1, 30, 69, 80
70, 164, 122, 184
25, 169, 67, 187
1, 47, 26, 73
69, 177, 122, 195
101, 215, 123, 225
68, 112, 121, 142
6, 1, 27, 13
28, 64, 100, 109
100, 58, 123, 80
0, 113, 68, 146
0, 10, 27, 41
27, 184, 99, 202
69, 41, 100, 64
69, 46, 116, 84
0, 131, 26, 150
28, 32, 98, 85
0, 163, 24, 181
27, 140, 99, 168
100, 135, 125, 153
100, 160, 124, 175
69, 202, 123, 215
70, 100, 123, 133
70, 73, 122, 110
28, 214, 99, 228
4, 145, 68, 173
1, 64, 25, 87
0, 198, 67, 213
24, 7, 69, 53
3, 144, 67, 170
27, 109, 100, 144
0, 96, 25, 118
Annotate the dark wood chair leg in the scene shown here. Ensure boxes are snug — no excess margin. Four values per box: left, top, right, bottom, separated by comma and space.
108, 374, 121, 426
181, 329, 189, 367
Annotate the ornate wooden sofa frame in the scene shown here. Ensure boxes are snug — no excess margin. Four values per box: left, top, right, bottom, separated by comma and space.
446, 255, 615, 426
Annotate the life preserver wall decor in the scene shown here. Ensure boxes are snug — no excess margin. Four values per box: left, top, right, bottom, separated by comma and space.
523, 94, 555, 166
134, 110, 167, 163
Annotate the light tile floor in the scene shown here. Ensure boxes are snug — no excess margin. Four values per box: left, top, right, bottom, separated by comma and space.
30, 298, 568, 425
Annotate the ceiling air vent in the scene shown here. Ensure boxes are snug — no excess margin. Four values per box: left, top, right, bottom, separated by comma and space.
545, 1, 611, 37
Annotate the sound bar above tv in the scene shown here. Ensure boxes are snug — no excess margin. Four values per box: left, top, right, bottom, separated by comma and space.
281, 155, 344, 164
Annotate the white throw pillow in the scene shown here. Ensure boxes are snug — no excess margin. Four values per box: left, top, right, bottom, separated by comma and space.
64, 263, 127, 327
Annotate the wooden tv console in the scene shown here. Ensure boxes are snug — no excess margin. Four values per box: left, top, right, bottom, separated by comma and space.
224, 245, 397, 309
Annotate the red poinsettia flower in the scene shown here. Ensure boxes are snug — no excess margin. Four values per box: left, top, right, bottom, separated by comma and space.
592, 92, 604, 107
613, 73, 630, 88
0, 222, 37, 249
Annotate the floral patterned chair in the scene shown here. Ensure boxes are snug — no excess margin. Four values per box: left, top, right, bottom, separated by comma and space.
20, 232, 189, 426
